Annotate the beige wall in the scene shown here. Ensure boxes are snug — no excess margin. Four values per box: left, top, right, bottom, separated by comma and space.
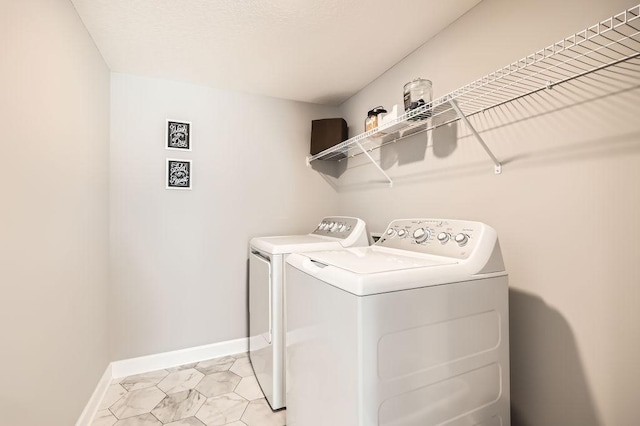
0, 0, 110, 425
335, 0, 640, 425
109, 73, 340, 360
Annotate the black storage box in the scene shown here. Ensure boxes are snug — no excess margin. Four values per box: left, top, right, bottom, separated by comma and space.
310, 118, 348, 160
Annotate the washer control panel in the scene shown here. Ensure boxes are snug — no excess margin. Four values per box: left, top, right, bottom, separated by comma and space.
376, 219, 483, 259
312, 217, 361, 239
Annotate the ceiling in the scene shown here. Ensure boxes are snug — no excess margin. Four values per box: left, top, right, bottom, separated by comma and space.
71, 0, 482, 105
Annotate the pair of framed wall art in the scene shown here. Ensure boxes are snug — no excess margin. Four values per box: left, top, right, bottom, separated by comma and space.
165, 119, 192, 190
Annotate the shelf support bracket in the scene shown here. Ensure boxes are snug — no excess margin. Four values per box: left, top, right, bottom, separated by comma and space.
354, 140, 394, 187
448, 97, 502, 174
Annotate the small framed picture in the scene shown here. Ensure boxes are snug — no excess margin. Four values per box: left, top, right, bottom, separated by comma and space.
166, 159, 192, 190
166, 119, 191, 151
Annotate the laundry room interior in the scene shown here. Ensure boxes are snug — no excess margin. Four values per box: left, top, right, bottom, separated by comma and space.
3, 0, 640, 425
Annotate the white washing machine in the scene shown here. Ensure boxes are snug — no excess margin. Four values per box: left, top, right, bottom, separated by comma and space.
249, 216, 369, 411
285, 218, 510, 426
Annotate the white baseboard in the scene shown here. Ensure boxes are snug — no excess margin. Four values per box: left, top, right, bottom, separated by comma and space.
75, 364, 112, 426
111, 337, 248, 378
76, 337, 248, 425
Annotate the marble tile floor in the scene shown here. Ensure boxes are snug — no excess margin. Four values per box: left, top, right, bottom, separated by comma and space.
92, 352, 286, 426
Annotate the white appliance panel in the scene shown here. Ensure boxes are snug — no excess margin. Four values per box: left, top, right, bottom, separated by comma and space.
285, 218, 510, 426
248, 216, 368, 411
249, 251, 285, 409
249, 251, 272, 345
286, 264, 360, 426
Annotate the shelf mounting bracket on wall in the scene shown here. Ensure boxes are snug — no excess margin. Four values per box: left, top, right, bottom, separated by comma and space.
448, 97, 502, 174
354, 140, 394, 187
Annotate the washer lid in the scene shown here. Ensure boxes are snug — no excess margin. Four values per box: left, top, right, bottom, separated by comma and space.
286, 247, 506, 296
305, 247, 456, 274
251, 234, 345, 255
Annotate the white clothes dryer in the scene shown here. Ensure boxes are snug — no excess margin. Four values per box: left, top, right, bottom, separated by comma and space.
285, 218, 510, 426
248, 216, 369, 411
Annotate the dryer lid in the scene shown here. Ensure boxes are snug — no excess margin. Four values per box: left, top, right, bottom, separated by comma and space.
251, 234, 345, 255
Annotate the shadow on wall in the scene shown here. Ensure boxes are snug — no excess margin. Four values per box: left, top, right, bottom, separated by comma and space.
309, 120, 458, 189
310, 156, 348, 179
379, 122, 457, 170
432, 123, 458, 159
509, 289, 601, 426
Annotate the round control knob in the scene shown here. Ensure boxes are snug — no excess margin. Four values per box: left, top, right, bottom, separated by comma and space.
386, 228, 396, 236
412, 228, 430, 243
330, 222, 340, 232
338, 223, 346, 232
397, 229, 407, 238
454, 233, 469, 246
437, 232, 450, 244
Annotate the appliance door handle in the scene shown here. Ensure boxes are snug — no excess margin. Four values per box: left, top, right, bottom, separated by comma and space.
310, 260, 328, 268
251, 250, 270, 263
302, 258, 329, 274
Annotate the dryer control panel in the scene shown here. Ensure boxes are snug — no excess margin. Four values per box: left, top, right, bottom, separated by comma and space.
312, 216, 362, 240
376, 218, 490, 259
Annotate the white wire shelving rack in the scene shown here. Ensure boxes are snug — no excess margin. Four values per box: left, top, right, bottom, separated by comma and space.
306, 4, 640, 187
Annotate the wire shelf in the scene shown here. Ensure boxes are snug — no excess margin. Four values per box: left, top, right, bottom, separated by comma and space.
308, 3, 640, 164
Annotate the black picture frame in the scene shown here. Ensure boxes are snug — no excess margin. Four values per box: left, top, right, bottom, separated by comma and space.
166, 159, 192, 190
166, 119, 192, 151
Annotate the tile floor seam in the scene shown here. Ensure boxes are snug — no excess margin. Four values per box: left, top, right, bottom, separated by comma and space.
237, 394, 251, 424
149, 410, 162, 424
192, 393, 208, 424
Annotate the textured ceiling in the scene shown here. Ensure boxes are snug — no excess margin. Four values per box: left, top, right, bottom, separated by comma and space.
71, 0, 482, 105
